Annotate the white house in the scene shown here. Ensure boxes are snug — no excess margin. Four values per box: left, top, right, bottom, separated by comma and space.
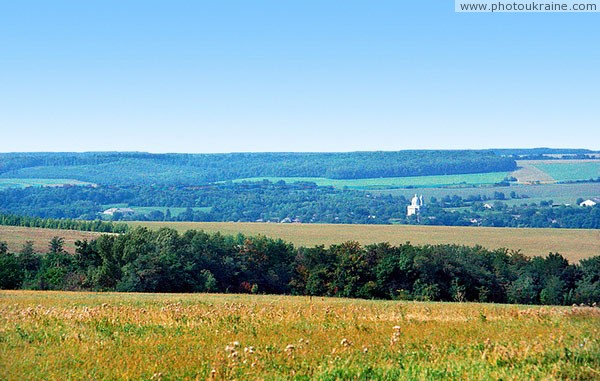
580, 199, 598, 207
102, 207, 135, 216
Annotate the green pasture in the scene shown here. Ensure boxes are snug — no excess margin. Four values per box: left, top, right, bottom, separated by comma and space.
230, 172, 511, 189
101, 205, 211, 217
532, 161, 600, 182
373, 182, 598, 204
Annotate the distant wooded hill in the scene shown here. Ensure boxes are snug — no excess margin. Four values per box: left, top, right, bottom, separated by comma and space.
0, 151, 518, 185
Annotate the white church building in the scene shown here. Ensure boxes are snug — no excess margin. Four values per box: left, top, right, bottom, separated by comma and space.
407, 194, 425, 217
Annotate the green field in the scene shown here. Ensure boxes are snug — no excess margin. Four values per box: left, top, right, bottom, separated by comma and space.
102, 205, 211, 217
0, 178, 93, 189
130, 222, 600, 263
513, 160, 600, 184
230, 172, 511, 189
532, 161, 600, 182
1, 291, 598, 380
372, 182, 599, 206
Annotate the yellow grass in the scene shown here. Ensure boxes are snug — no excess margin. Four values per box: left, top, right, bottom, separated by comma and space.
1, 291, 598, 380
0, 226, 103, 254
131, 222, 600, 263
2, 222, 598, 263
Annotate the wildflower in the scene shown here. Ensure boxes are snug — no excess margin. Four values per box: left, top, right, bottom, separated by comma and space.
390, 325, 402, 345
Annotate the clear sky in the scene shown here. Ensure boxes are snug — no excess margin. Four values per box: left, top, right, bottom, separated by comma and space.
0, 1, 598, 153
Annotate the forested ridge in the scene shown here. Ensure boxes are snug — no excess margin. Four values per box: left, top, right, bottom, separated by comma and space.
0, 151, 516, 185
1, 227, 598, 306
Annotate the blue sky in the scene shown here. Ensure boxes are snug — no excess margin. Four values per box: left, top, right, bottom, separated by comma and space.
1, 1, 598, 153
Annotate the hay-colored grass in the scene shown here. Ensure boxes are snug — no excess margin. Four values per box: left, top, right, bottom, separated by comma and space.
1, 291, 598, 380
0, 226, 103, 254
2, 222, 598, 263
131, 222, 600, 263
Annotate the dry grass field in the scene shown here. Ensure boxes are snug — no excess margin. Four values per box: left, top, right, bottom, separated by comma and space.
131, 222, 600, 263
1, 222, 598, 262
1, 291, 598, 380
0, 226, 104, 254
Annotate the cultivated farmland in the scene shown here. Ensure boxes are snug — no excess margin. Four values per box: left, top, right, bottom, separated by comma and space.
131, 222, 600, 263
2, 222, 598, 263
229, 171, 510, 189
1, 291, 598, 380
513, 160, 600, 184
0, 226, 104, 254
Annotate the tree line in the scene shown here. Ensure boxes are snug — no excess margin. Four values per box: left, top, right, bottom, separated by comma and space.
0, 151, 516, 185
1, 227, 598, 306
0, 213, 129, 233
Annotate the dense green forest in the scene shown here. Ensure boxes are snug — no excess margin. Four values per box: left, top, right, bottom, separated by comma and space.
1, 183, 598, 228
0, 151, 517, 185
1, 228, 598, 306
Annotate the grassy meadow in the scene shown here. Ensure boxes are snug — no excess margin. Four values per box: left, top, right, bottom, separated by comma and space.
131, 222, 600, 263
1, 291, 599, 380
0, 226, 104, 254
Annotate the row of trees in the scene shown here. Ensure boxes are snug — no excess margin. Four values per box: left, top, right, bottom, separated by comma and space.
1, 228, 598, 305
0, 213, 129, 233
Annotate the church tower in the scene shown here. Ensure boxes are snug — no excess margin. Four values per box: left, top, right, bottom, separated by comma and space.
407, 194, 424, 217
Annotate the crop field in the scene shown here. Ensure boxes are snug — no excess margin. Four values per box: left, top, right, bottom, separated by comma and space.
101, 205, 212, 217
1, 291, 598, 380
131, 222, 600, 263
0, 226, 103, 254
532, 161, 600, 182
1, 223, 598, 262
513, 160, 600, 184
0, 178, 93, 190
230, 172, 510, 189
373, 182, 599, 206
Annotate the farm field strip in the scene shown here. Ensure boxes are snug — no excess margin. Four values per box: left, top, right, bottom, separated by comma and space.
228, 172, 511, 189
131, 222, 600, 262
513, 160, 600, 184
372, 182, 599, 203
0, 226, 104, 254
101, 205, 212, 216
1, 291, 598, 380
0, 178, 94, 189
532, 162, 600, 182
2, 221, 598, 262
